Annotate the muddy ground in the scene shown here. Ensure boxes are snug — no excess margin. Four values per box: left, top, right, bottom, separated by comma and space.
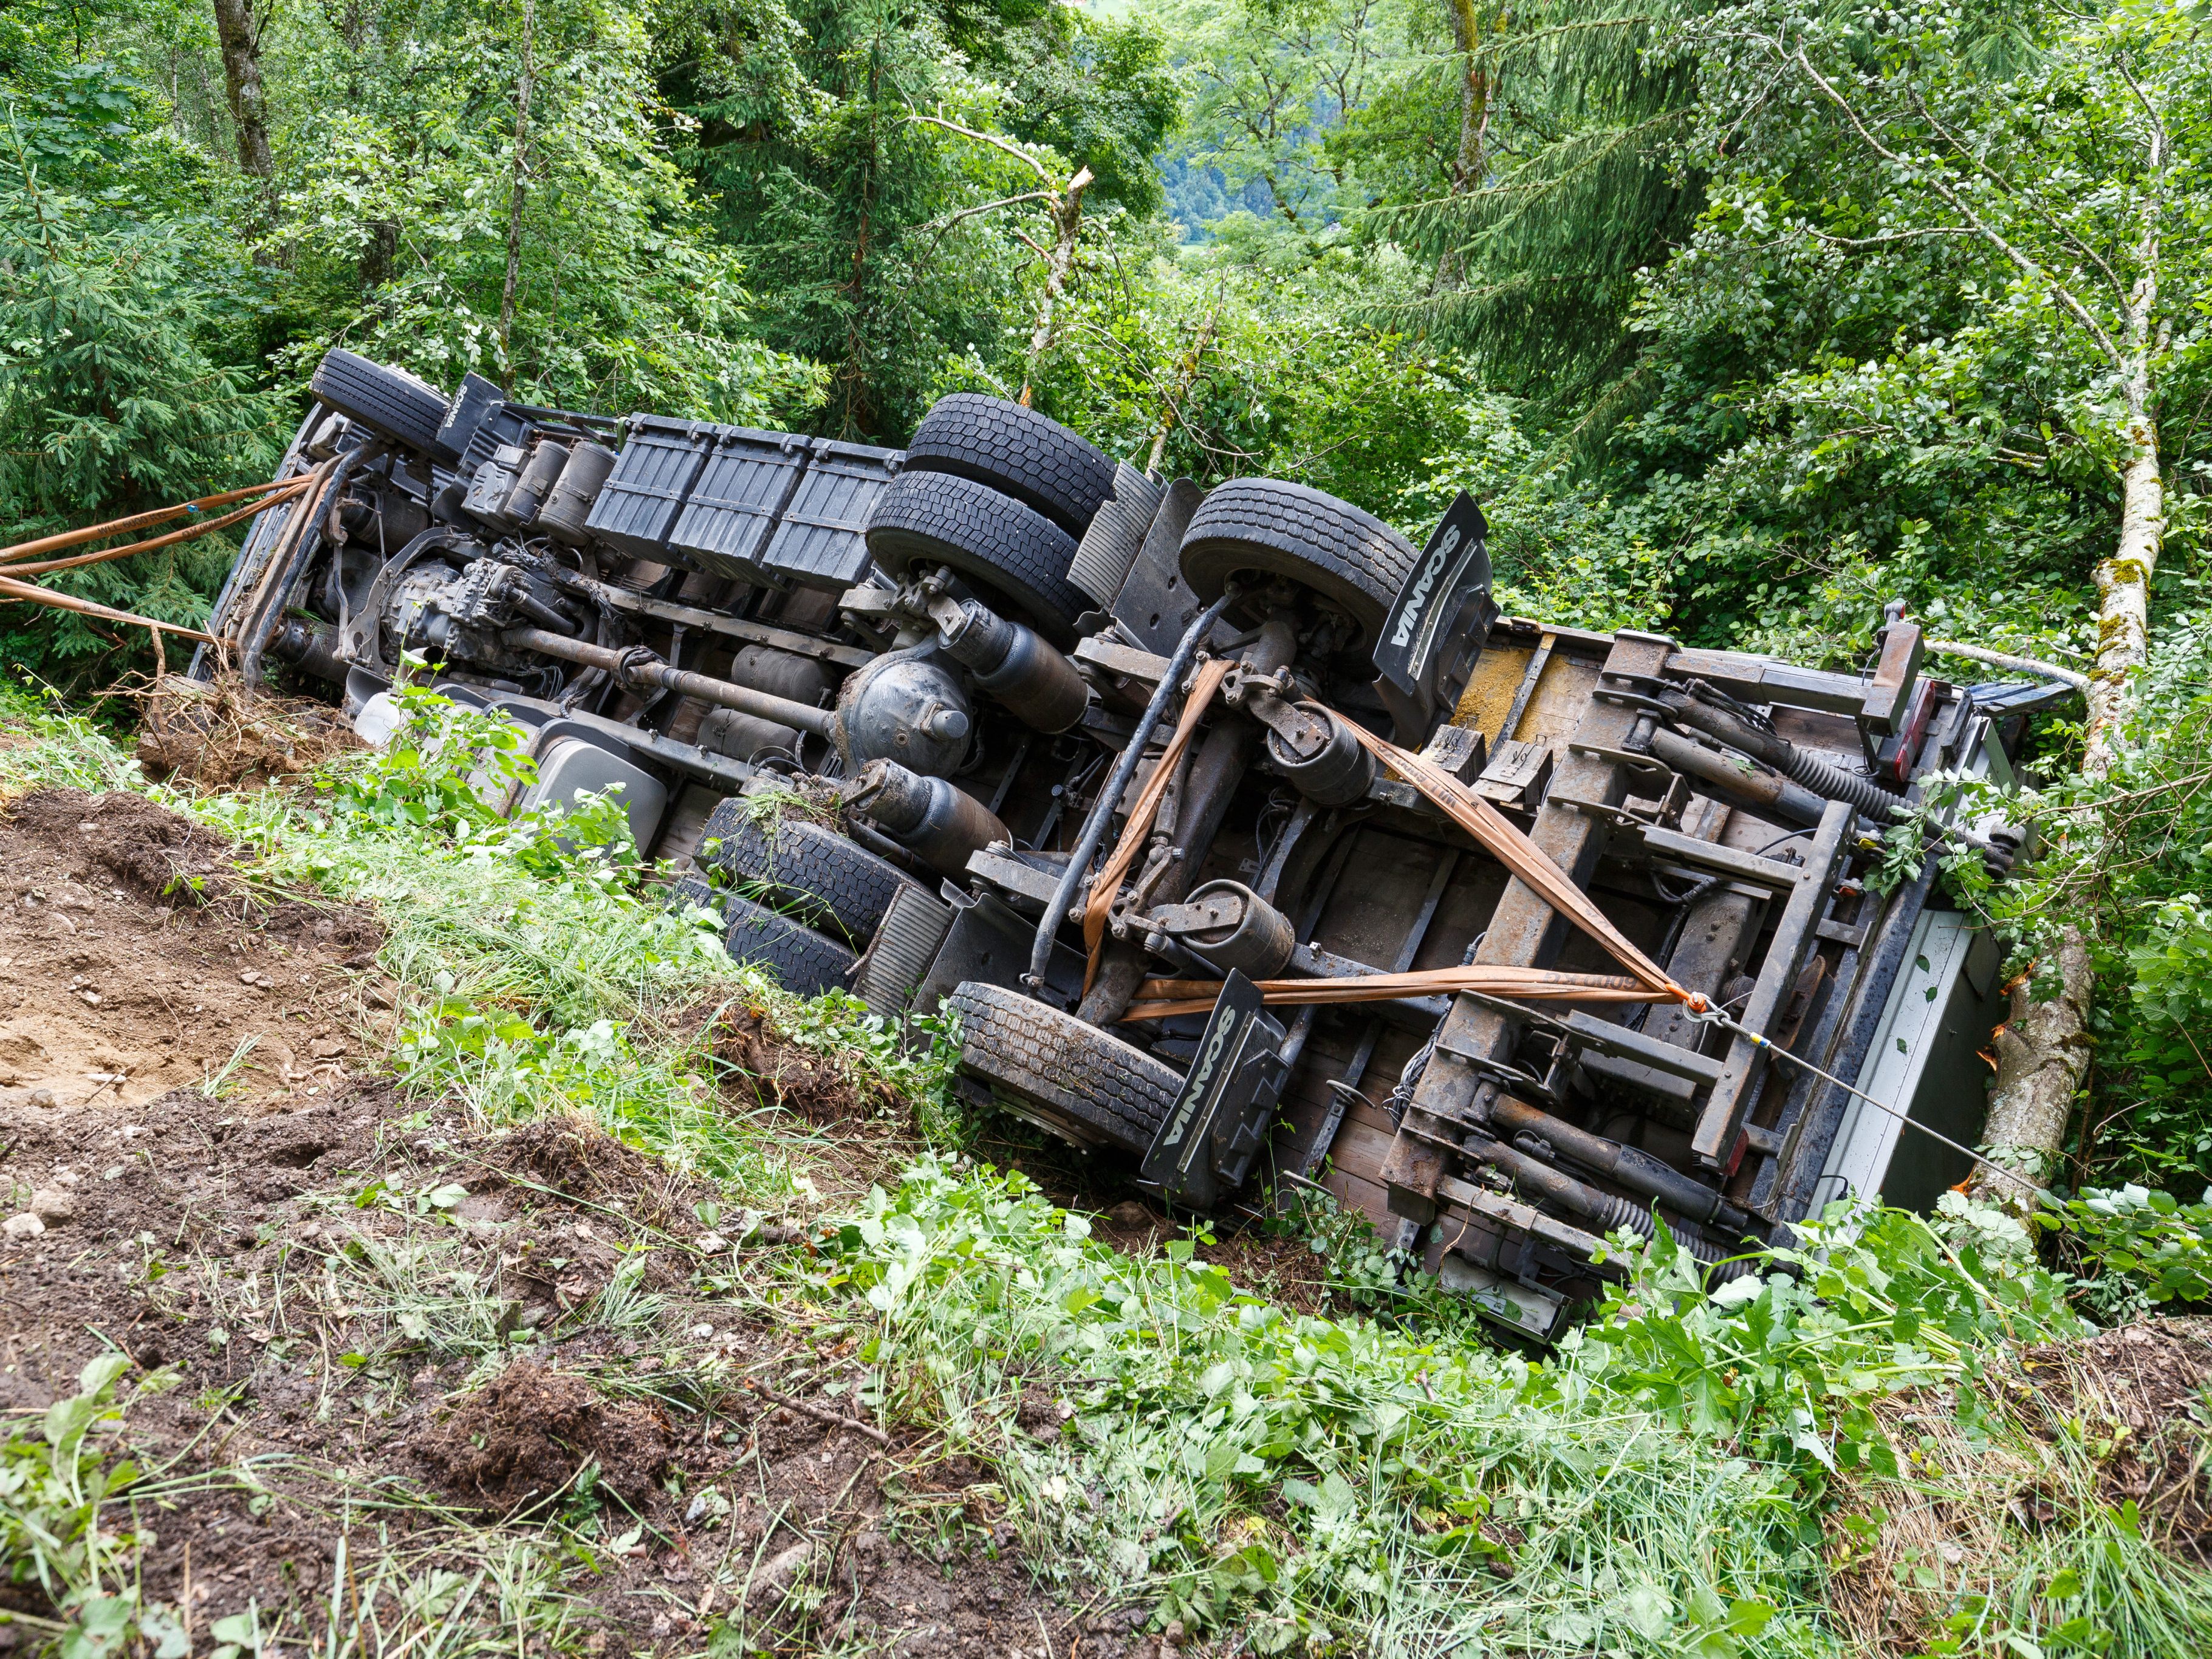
0, 788, 1209, 1656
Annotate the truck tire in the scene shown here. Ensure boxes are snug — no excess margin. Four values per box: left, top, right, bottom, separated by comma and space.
665, 873, 721, 917
946, 982, 1179, 1154
905, 394, 1117, 536
1178, 478, 1419, 662
704, 804, 917, 946
722, 894, 856, 997
309, 349, 452, 456
866, 471, 1088, 648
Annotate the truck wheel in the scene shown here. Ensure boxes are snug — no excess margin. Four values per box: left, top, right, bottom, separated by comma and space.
722, 894, 857, 997
946, 982, 1179, 1155
1178, 478, 1419, 662
703, 803, 918, 946
309, 349, 452, 455
905, 394, 1117, 536
664, 873, 722, 917
866, 471, 1089, 648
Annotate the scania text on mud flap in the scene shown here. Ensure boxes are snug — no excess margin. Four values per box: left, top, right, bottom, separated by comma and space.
1139, 970, 1292, 1211
1369, 490, 1499, 745
195, 349, 2054, 1341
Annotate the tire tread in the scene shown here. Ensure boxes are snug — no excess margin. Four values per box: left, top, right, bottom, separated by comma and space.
947, 982, 1179, 1154
866, 471, 1088, 645
309, 349, 451, 454
905, 394, 1116, 535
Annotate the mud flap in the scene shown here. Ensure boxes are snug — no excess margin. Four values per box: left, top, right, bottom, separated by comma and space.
1370, 490, 1496, 745
1140, 970, 1290, 1208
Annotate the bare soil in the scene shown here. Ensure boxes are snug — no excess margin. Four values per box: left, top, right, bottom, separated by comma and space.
0, 792, 1178, 1656
0, 787, 386, 1113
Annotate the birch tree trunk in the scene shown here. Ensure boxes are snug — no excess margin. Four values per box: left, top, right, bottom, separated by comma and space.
1971, 286, 2166, 1209
1018, 167, 1093, 408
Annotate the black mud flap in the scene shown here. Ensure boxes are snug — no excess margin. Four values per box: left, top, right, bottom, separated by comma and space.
1140, 970, 1290, 1209
1370, 491, 1496, 745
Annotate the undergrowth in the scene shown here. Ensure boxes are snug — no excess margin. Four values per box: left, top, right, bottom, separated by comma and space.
5, 682, 2212, 1656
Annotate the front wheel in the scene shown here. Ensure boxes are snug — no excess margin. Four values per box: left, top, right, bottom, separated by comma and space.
946, 982, 1180, 1154
309, 349, 452, 455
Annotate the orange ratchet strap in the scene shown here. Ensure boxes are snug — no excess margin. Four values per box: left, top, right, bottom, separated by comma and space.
1081, 655, 1236, 993
1109, 705, 1712, 1022
1124, 965, 1661, 1022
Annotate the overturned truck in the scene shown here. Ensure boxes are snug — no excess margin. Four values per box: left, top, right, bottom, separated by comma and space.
197, 350, 2057, 1337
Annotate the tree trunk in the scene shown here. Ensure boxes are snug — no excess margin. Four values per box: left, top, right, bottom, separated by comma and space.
1443, 0, 1491, 194
210, 0, 273, 181
2084, 413, 2164, 776
1974, 928, 2095, 1203
1019, 167, 1093, 408
1970, 397, 2163, 1214
1146, 305, 1221, 475
359, 219, 399, 294
498, 0, 536, 386
1434, 0, 1494, 287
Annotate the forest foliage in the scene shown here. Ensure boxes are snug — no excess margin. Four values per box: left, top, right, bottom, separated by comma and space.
3, 0, 2211, 1195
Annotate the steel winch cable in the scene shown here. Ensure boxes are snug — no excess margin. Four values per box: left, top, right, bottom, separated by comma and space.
1679, 999, 2044, 1196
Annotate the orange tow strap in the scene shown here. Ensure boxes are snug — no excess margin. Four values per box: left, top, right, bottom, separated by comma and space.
1081, 656, 1236, 994
0, 478, 308, 565
0, 476, 318, 646
1109, 705, 1711, 1022
1124, 965, 1661, 1022
1338, 717, 1689, 1001
0, 573, 216, 643
0, 481, 312, 578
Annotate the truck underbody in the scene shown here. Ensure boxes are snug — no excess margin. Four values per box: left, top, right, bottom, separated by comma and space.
194, 351, 2053, 1338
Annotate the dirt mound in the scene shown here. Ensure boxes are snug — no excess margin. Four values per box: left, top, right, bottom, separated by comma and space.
133, 674, 359, 791
0, 788, 388, 1112
0, 1041, 1124, 1658
7, 784, 236, 903
498, 1112, 704, 1230
414, 1361, 671, 1513
1826, 1317, 2212, 1654
2022, 1316, 2212, 1559
708, 1004, 888, 1125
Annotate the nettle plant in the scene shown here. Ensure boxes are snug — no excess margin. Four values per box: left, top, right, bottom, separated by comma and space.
323, 681, 645, 882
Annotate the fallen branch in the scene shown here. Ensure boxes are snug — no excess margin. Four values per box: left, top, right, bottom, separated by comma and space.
742, 1377, 891, 1445
1926, 639, 2090, 693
